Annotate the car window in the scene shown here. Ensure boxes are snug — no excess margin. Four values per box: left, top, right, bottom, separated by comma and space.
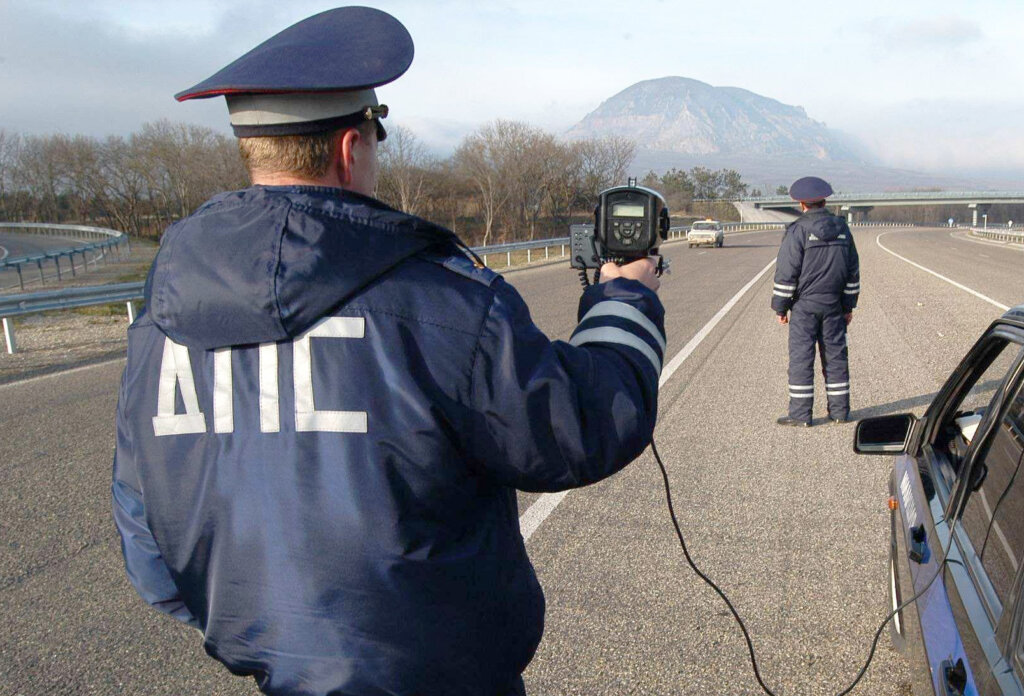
932, 338, 1022, 486
958, 359, 1024, 618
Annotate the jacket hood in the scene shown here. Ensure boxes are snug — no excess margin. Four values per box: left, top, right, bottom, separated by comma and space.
146, 186, 459, 350
803, 208, 847, 241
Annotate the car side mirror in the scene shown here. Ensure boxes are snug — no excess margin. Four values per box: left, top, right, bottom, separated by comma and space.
853, 414, 917, 454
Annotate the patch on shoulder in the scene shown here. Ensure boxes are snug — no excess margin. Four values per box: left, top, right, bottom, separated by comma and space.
440, 253, 500, 286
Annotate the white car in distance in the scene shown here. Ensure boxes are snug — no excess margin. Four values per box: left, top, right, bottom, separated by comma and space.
687, 220, 724, 248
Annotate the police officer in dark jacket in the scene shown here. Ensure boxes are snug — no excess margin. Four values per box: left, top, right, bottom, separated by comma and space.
772, 176, 859, 426
111, 8, 665, 696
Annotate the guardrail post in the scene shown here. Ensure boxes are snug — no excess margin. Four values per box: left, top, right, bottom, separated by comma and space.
482, 254, 488, 267
15, 264, 24, 291
506, 251, 511, 267
561, 244, 565, 257
126, 301, 136, 324
54, 256, 62, 281
36, 259, 45, 284
545, 246, 549, 260
2, 317, 15, 354
527, 249, 531, 263
68, 252, 77, 277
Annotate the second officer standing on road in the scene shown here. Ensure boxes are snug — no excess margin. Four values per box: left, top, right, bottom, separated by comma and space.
772, 176, 860, 426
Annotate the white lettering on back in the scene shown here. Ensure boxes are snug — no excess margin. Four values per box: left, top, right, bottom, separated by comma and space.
152, 337, 207, 436
293, 317, 368, 433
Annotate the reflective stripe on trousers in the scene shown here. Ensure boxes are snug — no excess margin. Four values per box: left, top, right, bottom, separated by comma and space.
787, 303, 849, 421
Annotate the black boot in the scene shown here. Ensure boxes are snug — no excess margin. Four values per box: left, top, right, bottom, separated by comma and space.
777, 416, 811, 427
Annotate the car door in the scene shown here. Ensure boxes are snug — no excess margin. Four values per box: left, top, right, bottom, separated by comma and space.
918, 323, 1024, 695
946, 357, 1024, 695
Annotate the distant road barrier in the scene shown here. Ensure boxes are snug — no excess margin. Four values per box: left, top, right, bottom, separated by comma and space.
0, 221, 926, 355
970, 227, 1024, 244
0, 222, 130, 291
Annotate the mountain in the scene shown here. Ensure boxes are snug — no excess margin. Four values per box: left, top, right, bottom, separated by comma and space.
567, 76, 866, 162
564, 76, 1016, 191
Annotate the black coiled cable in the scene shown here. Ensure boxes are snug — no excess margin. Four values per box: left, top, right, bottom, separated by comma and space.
650, 437, 955, 695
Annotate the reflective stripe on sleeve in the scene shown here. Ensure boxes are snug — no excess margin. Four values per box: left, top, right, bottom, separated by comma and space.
774, 283, 797, 291
773, 290, 794, 298
576, 300, 666, 352
570, 327, 662, 375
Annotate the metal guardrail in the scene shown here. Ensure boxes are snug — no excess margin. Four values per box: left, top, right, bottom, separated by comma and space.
0, 282, 144, 354
970, 228, 1024, 244
0, 223, 130, 290
0, 220, 914, 354
744, 191, 1024, 204
471, 222, 787, 265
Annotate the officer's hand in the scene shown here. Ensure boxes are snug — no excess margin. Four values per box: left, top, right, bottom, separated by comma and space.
844, 312, 853, 326
601, 258, 660, 292
777, 313, 789, 325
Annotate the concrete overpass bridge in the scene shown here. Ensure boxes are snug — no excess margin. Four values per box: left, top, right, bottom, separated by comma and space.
748, 191, 1024, 225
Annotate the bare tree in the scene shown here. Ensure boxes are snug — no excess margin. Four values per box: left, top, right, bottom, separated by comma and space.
137, 120, 239, 221
574, 136, 636, 206
96, 135, 150, 234
14, 135, 65, 221
454, 121, 516, 246
0, 130, 21, 220
377, 125, 435, 216
494, 123, 565, 240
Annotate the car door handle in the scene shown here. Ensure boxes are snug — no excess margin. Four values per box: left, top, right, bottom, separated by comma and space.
940, 657, 968, 696
909, 524, 930, 564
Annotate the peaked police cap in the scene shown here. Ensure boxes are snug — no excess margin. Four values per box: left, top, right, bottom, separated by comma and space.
789, 176, 834, 202
174, 6, 413, 139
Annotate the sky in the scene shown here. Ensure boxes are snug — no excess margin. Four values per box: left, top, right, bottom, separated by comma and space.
2, 0, 1024, 178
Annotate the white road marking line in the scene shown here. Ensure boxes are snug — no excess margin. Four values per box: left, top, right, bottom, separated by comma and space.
0, 356, 126, 389
949, 229, 1024, 253
876, 231, 1010, 312
520, 257, 778, 542
519, 491, 569, 542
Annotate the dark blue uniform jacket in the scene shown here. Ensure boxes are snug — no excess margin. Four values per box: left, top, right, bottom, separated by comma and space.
112, 186, 665, 696
771, 208, 860, 313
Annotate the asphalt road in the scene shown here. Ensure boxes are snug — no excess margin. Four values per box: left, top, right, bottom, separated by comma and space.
1, 226, 1020, 695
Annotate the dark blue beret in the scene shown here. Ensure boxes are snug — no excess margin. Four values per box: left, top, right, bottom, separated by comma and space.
174, 7, 413, 138
789, 176, 834, 202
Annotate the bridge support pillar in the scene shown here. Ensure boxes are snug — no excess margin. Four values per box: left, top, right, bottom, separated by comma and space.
968, 203, 991, 227
841, 205, 874, 223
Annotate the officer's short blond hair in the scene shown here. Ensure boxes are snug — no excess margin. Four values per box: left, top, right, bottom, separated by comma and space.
238, 121, 374, 180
